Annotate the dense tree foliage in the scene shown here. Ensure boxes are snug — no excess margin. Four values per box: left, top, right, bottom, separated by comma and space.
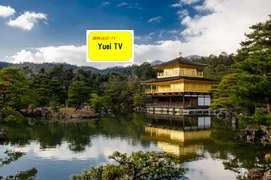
88, 93, 110, 112
0, 61, 124, 73
0, 61, 159, 119
234, 16, 271, 115
1, 35, 261, 121
210, 16, 271, 124
0, 51, 242, 121
0, 68, 38, 122
71, 151, 188, 180
194, 52, 235, 79
68, 81, 91, 111
133, 93, 146, 108
0, 68, 38, 110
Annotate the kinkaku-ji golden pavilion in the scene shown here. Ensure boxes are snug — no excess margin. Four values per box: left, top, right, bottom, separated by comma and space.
141, 53, 220, 115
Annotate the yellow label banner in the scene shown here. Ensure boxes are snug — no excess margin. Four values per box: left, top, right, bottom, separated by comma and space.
86, 30, 134, 62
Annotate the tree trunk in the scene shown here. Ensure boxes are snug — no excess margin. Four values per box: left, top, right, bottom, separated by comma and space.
49, 97, 52, 106
248, 105, 255, 116
267, 96, 271, 115
74, 101, 81, 111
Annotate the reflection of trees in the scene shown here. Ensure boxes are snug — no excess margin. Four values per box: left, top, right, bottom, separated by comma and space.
0, 150, 25, 167
0, 112, 150, 153
210, 118, 240, 143
0, 150, 38, 179
95, 112, 150, 147
6, 168, 38, 180
0, 121, 94, 152
206, 119, 271, 175
204, 143, 271, 175
65, 123, 93, 153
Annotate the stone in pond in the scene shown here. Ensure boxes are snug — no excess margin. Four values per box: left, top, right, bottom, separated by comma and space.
263, 170, 271, 180
0, 132, 6, 140
82, 113, 90, 118
54, 113, 59, 118
72, 114, 80, 118
34, 110, 42, 116
248, 168, 265, 179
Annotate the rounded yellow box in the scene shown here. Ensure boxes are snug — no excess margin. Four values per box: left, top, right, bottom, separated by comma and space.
87, 31, 133, 61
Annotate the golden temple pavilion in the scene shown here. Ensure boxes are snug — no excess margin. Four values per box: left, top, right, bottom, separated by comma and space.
141, 53, 220, 115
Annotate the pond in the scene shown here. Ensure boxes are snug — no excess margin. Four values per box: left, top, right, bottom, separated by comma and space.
0, 112, 270, 179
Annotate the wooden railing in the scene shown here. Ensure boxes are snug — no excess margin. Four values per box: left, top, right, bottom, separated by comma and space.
145, 88, 209, 94
157, 72, 203, 78
145, 102, 191, 108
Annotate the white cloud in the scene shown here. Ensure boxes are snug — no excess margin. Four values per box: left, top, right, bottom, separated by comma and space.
7, 11, 47, 30
0, 5, 15, 18
169, 3, 182, 8
180, 0, 201, 5
177, 9, 189, 18
101, 1, 110, 7
7, 0, 271, 68
147, 16, 163, 23
12, 135, 160, 161
116, 2, 127, 8
168, 29, 180, 34
8, 45, 135, 69
8, 42, 186, 69
134, 40, 196, 63
178, 0, 271, 55
10, 45, 86, 64
158, 30, 164, 38
135, 32, 155, 42
135, 35, 151, 41
186, 154, 243, 180
134, 36, 142, 40
135, 0, 271, 63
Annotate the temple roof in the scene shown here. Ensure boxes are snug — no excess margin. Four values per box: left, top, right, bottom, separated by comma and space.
141, 76, 220, 84
153, 57, 208, 68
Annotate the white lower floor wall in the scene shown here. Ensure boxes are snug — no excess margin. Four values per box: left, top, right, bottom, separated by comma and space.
145, 107, 212, 116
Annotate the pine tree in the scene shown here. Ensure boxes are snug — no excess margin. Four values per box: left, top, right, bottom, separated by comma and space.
234, 15, 271, 114
68, 81, 90, 111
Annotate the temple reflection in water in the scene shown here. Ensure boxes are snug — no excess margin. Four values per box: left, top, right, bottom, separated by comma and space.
143, 114, 212, 161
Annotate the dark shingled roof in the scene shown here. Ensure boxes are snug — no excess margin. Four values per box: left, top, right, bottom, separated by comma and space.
153, 57, 208, 68
141, 76, 220, 84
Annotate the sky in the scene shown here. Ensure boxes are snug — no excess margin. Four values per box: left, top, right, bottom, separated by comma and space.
0, 0, 270, 69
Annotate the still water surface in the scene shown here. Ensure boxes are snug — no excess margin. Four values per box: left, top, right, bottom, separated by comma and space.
0, 112, 270, 179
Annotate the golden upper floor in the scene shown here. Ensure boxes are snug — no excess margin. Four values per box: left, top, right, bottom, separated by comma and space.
153, 56, 207, 78
157, 67, 203, 78
140, 55, 220, 94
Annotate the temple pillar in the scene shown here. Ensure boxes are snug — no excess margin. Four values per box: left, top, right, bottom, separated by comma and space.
183, 94, 185, 108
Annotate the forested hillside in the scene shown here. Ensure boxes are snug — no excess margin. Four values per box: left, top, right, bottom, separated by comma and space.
0, 61, 159, 121
0, 62, 126, 73
0, 52, 235, 119
0, 51, 234, 78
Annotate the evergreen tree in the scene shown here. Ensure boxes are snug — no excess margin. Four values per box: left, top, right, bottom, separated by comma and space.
211, 16, 271, 117
71, 151, 188, 180
104, 74, 127, 106
133, 93, 146, 108
88, 93, 110, 112
0, 68, 38, 122
68, 81, 91, 111
0, 68, 38, 110
234, 15, 271, 114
